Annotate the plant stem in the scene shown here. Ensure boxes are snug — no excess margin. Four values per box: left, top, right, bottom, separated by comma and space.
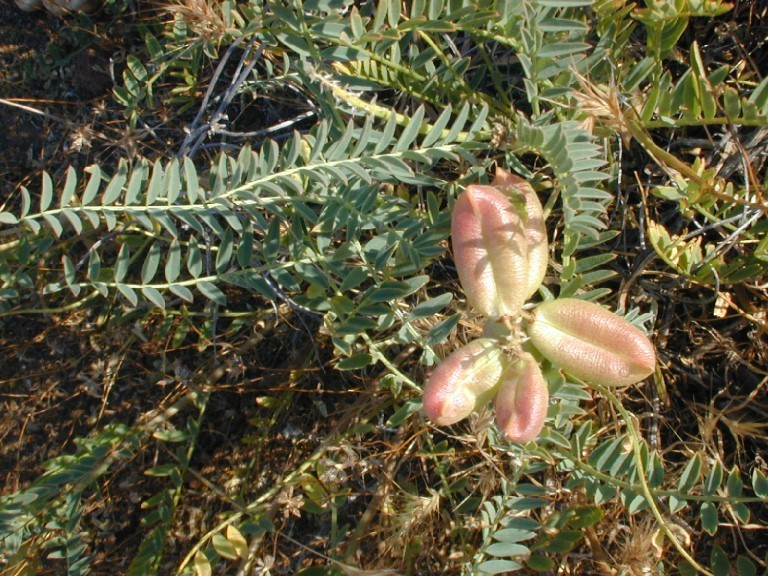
592, 382, 714, 576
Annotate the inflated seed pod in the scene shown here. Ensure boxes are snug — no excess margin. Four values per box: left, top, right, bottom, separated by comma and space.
494, 352, 549, 442
15, 0, 43, 11
452, 184, 528, 319
528, 298, 656, 388
491, 168, 548, 300
423, 339, 509, 426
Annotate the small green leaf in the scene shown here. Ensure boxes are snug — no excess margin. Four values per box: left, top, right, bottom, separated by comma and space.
536, 42, 591, 59
526, 554, 555, 571
216, 228, 234, 273
115, 244, 131, 282
0, 212, 19, 225
184, 156, 199, 203
366, 280, 412, 302
60, 166, 78, 208
117, 284, 138, 307
87, 250, 101, 281
187, 239, 203, 278
408, 293, 452, 320
197, 281, 226, 306
147, 159, 164, 205
668, 494, 687, 513
63, 255, 76, 286
541, 529, 582, 554
165, 239, 181, 283
60, 209, 83, 234
426, 314, 460, 345
700, 501, 718, 535
142, 287, 165, 310
421, 106, 453, 148
567, 506, 602, 529
194, 551, 212, 576
237, 226, 253, 268
733, 502, 750, 524
82, 165, 102, 205
103, 161, 127, 204
752, 469, 768, 498
340, 267, 368, 292
124, 161, 146, 206
141, 243, 162, 284
21, 187, 32, 217
225, 525, 248, 559
394, 105, 425, 152
165, 161, 181, 204
41, 213, 63, 237
710, 546, 729, 576
705, 462, 723, 495
386, 399, 422, 427
485, 542, 529, 558
493, 528, 536, 544
736, 555, 757, 576
169, 284, 194, 303
476, 559, 523, 574
126, 54, 148, 83
727, 467, 744, 497
337, 353, 373, 370
678, 453, 702, 491
212, 534, 239, 560
40, 172, 54, 212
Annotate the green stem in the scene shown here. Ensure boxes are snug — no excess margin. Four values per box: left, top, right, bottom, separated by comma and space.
0, 292, 100, 316
362, 332, 421, 392
592, 383, 714, 576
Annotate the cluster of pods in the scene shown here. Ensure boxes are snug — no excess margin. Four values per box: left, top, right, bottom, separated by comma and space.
14, 0, 101, 16
423, 169, 656, 442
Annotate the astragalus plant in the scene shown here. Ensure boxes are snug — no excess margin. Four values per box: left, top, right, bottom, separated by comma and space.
423, 169, 656, 441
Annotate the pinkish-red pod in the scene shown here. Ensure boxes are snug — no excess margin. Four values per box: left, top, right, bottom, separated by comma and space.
423, 339, 508, 426
528, 299, 656, 388
494, 352, 549, 442
490, 169, 548, 300
452, 184, 529, 319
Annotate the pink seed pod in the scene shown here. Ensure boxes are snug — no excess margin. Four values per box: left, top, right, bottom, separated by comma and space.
452, 184, 528, 319
529, 298, 656, 388
494, 352, 549, 442
491, 168, 548, 300
423, 339, 509, 426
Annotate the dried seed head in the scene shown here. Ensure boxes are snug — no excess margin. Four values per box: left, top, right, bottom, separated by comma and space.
494, 352, 549, 442
529, 298, 656, 388
491, 168, 548, 300
452, 184, 528, 319
423, 339, 508, 426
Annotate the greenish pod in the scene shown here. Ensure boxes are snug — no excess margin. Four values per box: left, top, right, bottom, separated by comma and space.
452, 184, 528, 319
529, 298, 656, 387
491, 168, 548, 300
494, 352, 549, 442
423, 339, 509, 426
